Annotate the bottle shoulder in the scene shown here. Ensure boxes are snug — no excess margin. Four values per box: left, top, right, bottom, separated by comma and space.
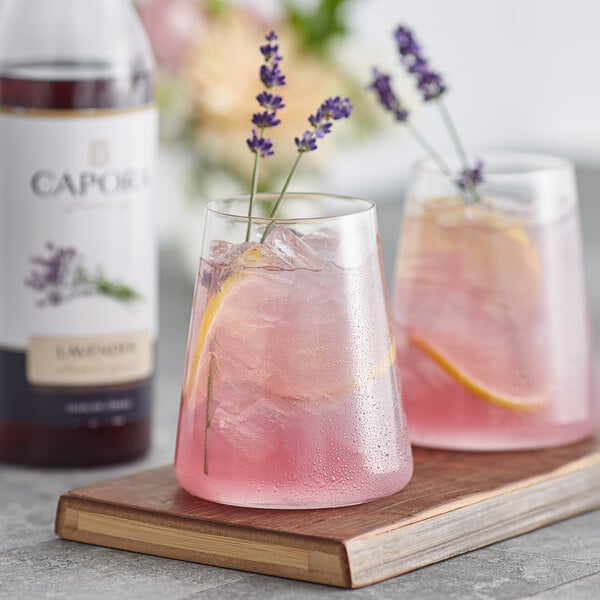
0, 0, 155, 80
0, 0, 154, 108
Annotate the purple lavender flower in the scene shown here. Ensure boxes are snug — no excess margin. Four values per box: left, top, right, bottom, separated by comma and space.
294, 131, 318, 153
256, 91, 285, 111
370, 24, 484, 201
25, 242, 141, 307
295, 96, 353, 153
393, 24, 446, 102
259, 32, 285, 88
242, 32, 354, 241
260, 63, 286, 88
246, 129, 274, 157
260, 32, 282, 63
246, 31, 286, 159
314, 122, 333, 138
245, 31, 287, 240
251, 111, 281, 128
394, 25, 421, 57
368, 68, 409, 122
457, 160, 485, 190
24, 242, 78, 304
416, 71, 446, 102
312, 96, 353, 121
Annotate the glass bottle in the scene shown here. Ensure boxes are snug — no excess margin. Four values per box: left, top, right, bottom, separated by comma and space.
0, 0, 157, 466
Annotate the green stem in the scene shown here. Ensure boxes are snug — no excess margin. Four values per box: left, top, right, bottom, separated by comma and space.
437, 98, 469, 169
203, 348, 217, 476
406, 121, 453, 178
436, 99, 480, 203
260, 151, 305, 243
245, 152, 261, 242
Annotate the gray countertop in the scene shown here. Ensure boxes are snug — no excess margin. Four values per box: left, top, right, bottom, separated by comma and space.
1, 168, 600, 600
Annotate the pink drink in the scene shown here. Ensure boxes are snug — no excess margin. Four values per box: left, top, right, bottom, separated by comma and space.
175, 197, 413, 509
393, 194, 598, 450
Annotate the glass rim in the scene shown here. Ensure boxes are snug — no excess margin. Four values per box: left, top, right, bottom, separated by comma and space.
415, 150, 574, 178
205, 192, 375, 224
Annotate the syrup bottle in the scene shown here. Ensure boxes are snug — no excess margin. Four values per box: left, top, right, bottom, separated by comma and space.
0, 0, 157, 466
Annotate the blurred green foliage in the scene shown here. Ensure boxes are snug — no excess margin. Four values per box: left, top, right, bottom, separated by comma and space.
283, 0, 355, 54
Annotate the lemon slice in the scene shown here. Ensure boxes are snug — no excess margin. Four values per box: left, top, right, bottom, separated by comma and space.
183, 245, 270, 397
413, 196, 541, 295
184, 270, 243, 398
267, 341, 398, 403
408, 334, 545, 412
184, 245, 397, 402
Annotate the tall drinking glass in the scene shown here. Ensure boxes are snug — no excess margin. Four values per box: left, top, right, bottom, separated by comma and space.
175, 193, 413, 508
392, 152, 598, 451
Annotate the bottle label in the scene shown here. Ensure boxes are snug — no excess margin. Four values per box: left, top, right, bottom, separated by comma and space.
0, 106, 157, 426
27, 330, 153, 386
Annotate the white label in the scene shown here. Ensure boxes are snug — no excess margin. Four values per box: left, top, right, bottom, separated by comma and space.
0, 107, 157, 385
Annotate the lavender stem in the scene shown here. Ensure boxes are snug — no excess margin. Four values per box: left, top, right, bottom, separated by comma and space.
436, 99, 480, 202
261, 152, 304, 243
436, 99, 469, 167
406, 121, 453, 178
203, 347, 217, 476
245, 143, 262, 242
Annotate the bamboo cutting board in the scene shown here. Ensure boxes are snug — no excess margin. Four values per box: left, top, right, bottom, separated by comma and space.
55, 437, 600, 588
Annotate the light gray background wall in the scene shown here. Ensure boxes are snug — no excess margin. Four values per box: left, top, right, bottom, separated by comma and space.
241, 0, 599, 201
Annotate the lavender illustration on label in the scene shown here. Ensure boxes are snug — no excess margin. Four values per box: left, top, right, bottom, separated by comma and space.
25, 241, 142, 307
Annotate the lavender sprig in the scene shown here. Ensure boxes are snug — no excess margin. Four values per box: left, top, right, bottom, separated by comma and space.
295, 96, 352, 152
368, 69, 409, 122
201, 33, 353, 475
245, 31, 286, 241
370, 24, 484, 202
243, 32, 353, 242
394, 24, 480, 201
246, 129, 274, 157
393, 25, 446, 102
260, 96, 353, 242
368, 69, 452, 179
25, 241, 141, 307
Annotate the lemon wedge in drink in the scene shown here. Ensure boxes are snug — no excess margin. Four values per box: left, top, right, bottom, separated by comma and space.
397, 196, 546, 412
184, 242, 396, 402
411, 196, 541, 303
183, 270, 244, 398
408, 334, 545, 412
183, 246, 268, 398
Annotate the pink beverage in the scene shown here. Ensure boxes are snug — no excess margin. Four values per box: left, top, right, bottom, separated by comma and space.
175, 195, 413, 509
393, 154, 598, 451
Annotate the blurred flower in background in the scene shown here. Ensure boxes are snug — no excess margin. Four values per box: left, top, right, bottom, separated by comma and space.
137, 0, 373, 203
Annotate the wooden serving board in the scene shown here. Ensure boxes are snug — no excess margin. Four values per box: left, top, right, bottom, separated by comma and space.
55, 438, 600, 588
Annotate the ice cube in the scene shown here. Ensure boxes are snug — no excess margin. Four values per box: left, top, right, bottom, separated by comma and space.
302, 228, 340, 262
215, 392, 323, 459
261, 225, 325, 271
209, 239, 253, 265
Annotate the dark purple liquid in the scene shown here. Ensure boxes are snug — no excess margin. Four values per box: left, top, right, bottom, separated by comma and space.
0, 61, 152, 109
0, 63, 154, 466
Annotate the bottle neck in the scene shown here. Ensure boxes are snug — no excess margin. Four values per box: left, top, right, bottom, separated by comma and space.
0, 0, 154, 80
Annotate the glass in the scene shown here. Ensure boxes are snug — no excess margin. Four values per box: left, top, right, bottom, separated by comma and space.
175, 193, 413, 508
392, 152, 598, 451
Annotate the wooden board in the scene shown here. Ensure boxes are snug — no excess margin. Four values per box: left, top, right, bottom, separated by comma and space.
55, 437, 600, 588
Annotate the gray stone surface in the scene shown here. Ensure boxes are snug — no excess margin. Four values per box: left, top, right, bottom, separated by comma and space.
1, 167, 599, 599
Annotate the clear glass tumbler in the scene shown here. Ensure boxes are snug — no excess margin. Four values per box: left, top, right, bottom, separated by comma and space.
175, 193, 413, 508
392, 152, 598, 451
